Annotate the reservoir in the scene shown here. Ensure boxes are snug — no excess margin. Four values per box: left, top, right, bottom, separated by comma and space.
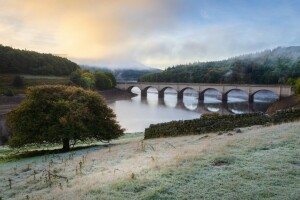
107, 88, 278, 133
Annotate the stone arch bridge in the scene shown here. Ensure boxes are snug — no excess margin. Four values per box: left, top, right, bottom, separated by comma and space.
116, 82, 294, 103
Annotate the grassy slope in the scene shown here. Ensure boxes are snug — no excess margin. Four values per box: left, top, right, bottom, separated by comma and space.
88, 123, 300, 200
0, 123, 299, 199
0, 74, 70, 94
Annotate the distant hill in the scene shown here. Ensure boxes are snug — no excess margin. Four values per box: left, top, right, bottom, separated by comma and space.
0, 44, 80, 76
140, 46, 300, 84
81, 65, 161, 82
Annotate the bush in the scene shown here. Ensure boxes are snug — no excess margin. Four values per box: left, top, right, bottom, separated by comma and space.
12, 76, 24, 88
94, 71, 112, 90
2, 89, 14, 96
271, 108, 300, 124
70, 69, 116, 90
295, 78, 300, 94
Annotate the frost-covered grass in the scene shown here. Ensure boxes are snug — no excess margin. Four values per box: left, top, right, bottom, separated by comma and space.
0, 123, 299, 200
0, 132, 144, 162
90, 125, 300, 200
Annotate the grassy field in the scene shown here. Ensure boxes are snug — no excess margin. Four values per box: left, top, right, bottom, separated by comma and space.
0, 122, 299, 199
0, 74, 70, 94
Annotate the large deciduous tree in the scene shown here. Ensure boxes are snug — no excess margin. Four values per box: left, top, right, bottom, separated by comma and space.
7, 85, 124, 151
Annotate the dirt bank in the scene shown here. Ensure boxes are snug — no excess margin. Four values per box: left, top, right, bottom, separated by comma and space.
98, 88, 137, 103
266, 95, 300, 114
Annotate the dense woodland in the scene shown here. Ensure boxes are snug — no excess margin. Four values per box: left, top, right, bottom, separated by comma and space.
0, 44, 79, 76
140, 47, 300, 85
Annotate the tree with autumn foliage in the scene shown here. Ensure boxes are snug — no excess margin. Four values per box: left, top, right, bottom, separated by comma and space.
7, 85, 124, 151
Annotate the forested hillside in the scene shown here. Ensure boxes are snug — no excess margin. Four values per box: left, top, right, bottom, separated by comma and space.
81, 65, 161, 81
0, 45, 79, 76
140, 46, 300, 84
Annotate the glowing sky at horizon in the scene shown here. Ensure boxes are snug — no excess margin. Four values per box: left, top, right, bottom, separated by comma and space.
1, 0, 300, 69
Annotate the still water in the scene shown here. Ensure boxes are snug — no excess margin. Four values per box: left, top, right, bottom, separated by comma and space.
108, 88, 278, 133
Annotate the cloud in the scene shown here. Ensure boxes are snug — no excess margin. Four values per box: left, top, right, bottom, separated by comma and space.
0, 0, 299, 69
0, 0, 181, 58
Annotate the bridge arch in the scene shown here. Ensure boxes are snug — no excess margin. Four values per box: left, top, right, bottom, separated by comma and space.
178, 87, 198, 99
158, 87, 177, 98
199, 88, 222, 101
141, 86, 159, 97
224, 89, 248, 102
127, 86, 141, 94
249, 89, 279, 103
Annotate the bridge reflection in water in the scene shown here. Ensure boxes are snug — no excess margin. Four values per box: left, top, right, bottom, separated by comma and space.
134, 87, 276, 114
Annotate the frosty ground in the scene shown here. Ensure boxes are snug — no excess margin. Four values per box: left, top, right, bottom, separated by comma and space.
0, 122, 299, 200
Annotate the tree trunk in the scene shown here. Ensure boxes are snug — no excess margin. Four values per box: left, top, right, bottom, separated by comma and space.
62, 138, 70, 152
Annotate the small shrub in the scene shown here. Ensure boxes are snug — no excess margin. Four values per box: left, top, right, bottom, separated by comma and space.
201, 112, 221, 120
294, 78, 300, 94
212, 156, 235, 166
12, 76, 24, 88
131, 173, 136, 179
3, 89, 14, 96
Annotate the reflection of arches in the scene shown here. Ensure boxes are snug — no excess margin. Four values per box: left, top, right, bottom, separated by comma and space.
158, 87, 177, 98
176, 99, 197, 111
199, 88, 221, 101
183, 97, 198, 111
226, 102, 251, 114
224, 89, 248, 102
141, 86, 158, 97
204, 103, 221, 113
249, 90, 278, 103
178, 87, 197, 99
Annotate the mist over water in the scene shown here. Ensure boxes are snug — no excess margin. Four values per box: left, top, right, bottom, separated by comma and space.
108, 88, 278, 133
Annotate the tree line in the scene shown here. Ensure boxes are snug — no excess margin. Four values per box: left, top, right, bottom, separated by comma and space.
0, 44, 79, 76
140, 47, 300, 85
70, 69, 116, 90
81, 65, 161, 81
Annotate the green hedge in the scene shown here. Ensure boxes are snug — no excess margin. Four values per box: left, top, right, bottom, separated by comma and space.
144, 109, 300, 139
271, 108, 300, 124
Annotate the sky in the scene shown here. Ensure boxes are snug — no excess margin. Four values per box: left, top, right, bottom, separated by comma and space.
1, 0, 300, 69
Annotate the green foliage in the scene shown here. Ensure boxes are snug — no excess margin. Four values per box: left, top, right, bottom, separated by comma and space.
81, 66, 161, 82
271, 108, 300, 124
7, 85, 124, 150
94, 71, 112, 90
113, 69, 161, 82
70, 69, 95, 89
70, 70, 85, 87
144, 109, 300, 139
140, 47, 300, 84
294, 78, 300, 94
81, 70, 95, 89
70, 69, 116, 90
0, 44, 79, 76
104, 72, 117, 87
2, 88, 14, 96
12, 75, 24, 88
